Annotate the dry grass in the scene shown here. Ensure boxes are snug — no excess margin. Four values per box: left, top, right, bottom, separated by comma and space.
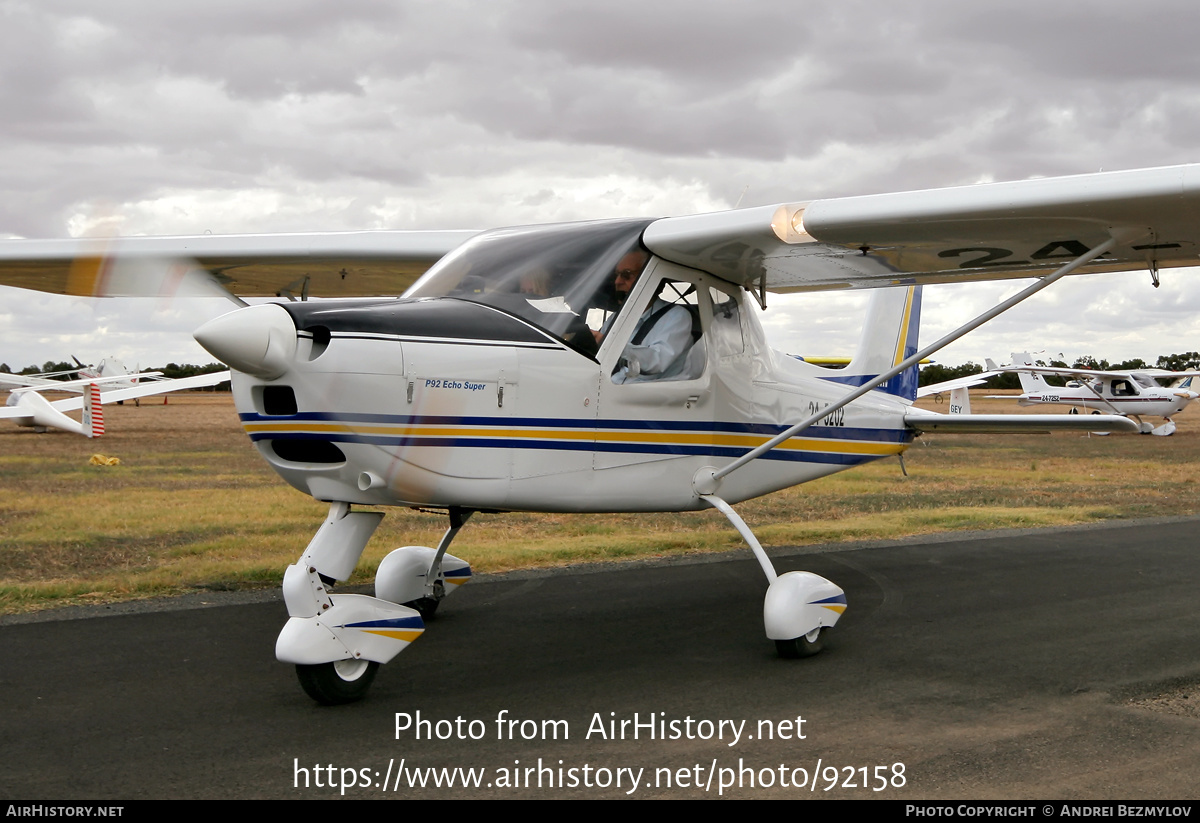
1, 392, 1197, 612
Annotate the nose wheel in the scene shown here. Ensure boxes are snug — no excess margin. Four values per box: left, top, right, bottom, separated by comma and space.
296, 659, 380, 705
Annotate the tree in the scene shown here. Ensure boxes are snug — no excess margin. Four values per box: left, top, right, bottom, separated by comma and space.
1072, 355, 1111, 371
1156, 352, 1200, 371
919, 361, 983, 387
1112, 358, 1148, 371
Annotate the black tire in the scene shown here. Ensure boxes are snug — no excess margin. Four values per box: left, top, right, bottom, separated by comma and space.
296, 659, 379, 705
405, 596, 440, 619
775, 628, 823, 659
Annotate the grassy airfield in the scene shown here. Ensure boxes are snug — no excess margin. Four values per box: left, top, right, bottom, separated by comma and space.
1, 391, 1197, 613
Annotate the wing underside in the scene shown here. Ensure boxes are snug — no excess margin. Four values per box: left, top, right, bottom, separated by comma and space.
644, 164, 1200, 293
0, 231, 478, 299
904, 409, 1139, 434
0, 165, 1197, 299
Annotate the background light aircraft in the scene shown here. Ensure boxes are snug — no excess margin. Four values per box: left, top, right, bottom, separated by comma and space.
1, 357, 148, 396
5, 164, 1200, 704
921, 352, 1200, 435
0, 361, 231, 436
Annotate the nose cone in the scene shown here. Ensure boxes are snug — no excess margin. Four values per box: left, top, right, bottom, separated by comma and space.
194, 303, 298, 379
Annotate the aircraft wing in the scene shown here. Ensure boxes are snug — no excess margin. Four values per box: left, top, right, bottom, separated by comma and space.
6, 371, 165, 394
0, 231, 479, 299
916, 372, 1000, 398
0, 164, 1198, 299
46, 371, 232, 410
644, 164, 1200, 292
905, 408, 1139, 433
0, 372, 64, 390
997, 364, 1139, 381
1138, 369, 1200, 378
987, 364, 1200, 382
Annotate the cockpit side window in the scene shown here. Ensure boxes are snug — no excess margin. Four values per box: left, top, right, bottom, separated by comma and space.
709, 284, 743, 359
609, 276, 707, 385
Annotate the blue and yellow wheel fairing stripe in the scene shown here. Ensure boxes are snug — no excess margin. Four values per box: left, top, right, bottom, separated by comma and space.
342, 615, 426, 643
810, 592, 847, 615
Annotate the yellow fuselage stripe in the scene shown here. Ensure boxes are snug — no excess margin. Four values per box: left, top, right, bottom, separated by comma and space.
243, 423, 905, 456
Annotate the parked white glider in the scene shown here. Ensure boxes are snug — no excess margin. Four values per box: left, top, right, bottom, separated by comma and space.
4, 163, 1199, 703
0, 365, 231, 436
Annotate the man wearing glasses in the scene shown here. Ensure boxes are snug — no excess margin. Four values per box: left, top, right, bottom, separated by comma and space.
597, 248, 695, 384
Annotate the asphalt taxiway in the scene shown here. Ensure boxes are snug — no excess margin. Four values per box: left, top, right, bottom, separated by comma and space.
2, 517, 1198, 799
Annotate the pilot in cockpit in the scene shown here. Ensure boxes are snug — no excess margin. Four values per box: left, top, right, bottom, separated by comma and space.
595, 248, 695, 384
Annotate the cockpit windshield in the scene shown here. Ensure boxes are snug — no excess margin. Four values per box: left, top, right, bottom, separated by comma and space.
404, 218, 654, 357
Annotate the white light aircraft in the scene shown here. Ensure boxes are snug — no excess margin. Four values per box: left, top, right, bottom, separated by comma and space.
0, 361, 231, 436
6, 164, 1200, 704
921, 352, 1200, 435
1, 357, 154, 399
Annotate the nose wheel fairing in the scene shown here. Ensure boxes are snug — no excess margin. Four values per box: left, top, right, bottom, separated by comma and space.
277, 501, 476, 704
276, 502, 427, 670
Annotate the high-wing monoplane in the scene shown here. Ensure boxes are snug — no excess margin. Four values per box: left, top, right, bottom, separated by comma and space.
5, 164, 1200, 703
921, 352, 1200, 435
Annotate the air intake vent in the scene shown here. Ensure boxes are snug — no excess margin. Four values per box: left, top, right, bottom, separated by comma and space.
270, 439, 345, 464
262, 385, 298, 416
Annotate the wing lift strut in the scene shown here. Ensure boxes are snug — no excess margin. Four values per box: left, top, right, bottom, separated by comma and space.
691, 232, 1134, 658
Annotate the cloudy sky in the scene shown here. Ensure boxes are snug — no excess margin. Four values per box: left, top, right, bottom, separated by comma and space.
2, 0, 1199, 372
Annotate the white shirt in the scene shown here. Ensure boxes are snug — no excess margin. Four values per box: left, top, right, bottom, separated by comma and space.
612, 298, 694, 384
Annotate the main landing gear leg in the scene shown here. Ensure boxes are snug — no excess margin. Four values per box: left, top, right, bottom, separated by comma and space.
277, 501, 425, 705
376, 507, 475, 618
701, 494, 846, 658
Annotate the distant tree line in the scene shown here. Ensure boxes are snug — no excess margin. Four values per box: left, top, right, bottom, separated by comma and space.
919, 351, 1200, 389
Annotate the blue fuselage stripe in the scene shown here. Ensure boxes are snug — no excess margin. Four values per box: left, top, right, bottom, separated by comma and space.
239, 412, 911, 443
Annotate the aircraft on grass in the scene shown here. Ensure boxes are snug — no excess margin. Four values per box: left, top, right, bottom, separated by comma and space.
0, 360, 231, 436
1, 357, 150, 398
920, 352, 1200, 435
4, 164, 1200, 704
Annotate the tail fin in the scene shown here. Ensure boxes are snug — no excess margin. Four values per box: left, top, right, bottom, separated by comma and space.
82, 383, 104, 438
1009, 352, 1050, 394
948, 386, 972, 415
830, 285, 922, 400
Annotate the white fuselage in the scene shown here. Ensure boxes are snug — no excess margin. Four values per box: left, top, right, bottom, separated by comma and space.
222, 258, 915, 515
1016, 375, 1193, 419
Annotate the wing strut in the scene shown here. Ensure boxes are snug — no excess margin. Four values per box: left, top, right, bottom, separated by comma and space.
1079, 379, 1127, 416
694, 233, 1130, 495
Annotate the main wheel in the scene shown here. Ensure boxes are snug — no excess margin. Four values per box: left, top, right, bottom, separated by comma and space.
775, 628, 823, 659
404, 596, 440, 619
296, 658, 380, 705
